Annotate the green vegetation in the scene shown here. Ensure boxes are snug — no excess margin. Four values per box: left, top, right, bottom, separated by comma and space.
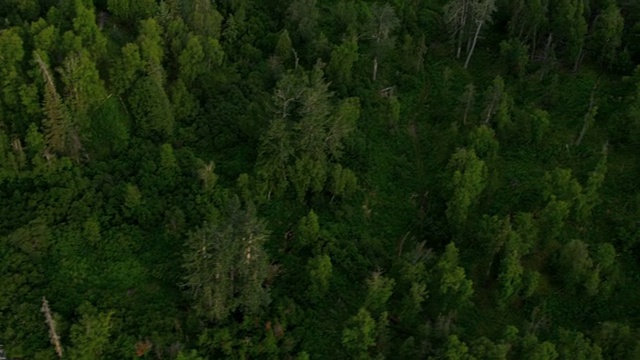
1, 0, 640, 358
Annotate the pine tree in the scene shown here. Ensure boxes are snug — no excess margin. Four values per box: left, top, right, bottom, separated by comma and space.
35, 51, 74, 159
183, 197, 270, 321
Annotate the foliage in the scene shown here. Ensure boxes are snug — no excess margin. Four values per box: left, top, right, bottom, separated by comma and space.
2, 1, 640, 359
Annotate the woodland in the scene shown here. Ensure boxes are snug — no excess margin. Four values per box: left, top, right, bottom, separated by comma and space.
1, 0, 640, 359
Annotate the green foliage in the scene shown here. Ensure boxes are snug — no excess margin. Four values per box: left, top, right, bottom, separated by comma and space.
434, 243, 474, 312
497, 249, 524, 306
107, 0, 157, 26
328, 35, 359, 86
443, 334, 474, 360
342, 308, 376, 359
446, 148, 488, 232
110, 43, 143, 95
2, 1, 640, 358
556, 328, 603, 360
500, 38, 529, 78
307, 254, 333, 299
590, 3, 624, 66
297, 209, 320, 249
67, 304, 114, 360
364, 271, 395, 315
128, 76, 175, 140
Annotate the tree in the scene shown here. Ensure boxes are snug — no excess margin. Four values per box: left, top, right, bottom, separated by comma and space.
67, 304, 114, 360
287, 0, 320, 41
540, 196, 571, 242
590, 3, 624, 67
367, 3, 400, 81
342, 308, 376, 359
41, 297, 63, 358
459, 83, 475, 125
482, 76, 511, 129
35, 51, 76, 160
445, 148, 488, 231
307, 254, 332, 299
576, 144, 607, 223
198, 160, 218, 193
0, 28, 25, 130
275, 29, 294, 66
434, 242, 474, 312
328, 35, 359, 86
110, 43, 143, 95
364, 271, 395, 315
506, 0, 549, 57
468, 125, 498, 163
297, 209, 320, 250
326, 97, 360, 159
444, 0, 472, 59
551, 0, 587, 70
137, 19, 165, 82
470, 337, 509, 359
595, 322, 640, 359
183, 197, 270, 321
558, 239, 594, 291
256, 117, 293, 200
179, 34, 205, 86
329, 163, 358, 201
107, 0, 157, 26
183, 0, 223, 39
575, 83, 598, 146
500, 38, 529, 77
128, 76, 175, 140
72, 1, 107, 59
463, 0, 497, 68
556, 328, 603, 360
258, 66, 358, 202
443, 335, 475, 360
497, 249, 524, 306
59, 49, 108, 134
542, 168, 582, 206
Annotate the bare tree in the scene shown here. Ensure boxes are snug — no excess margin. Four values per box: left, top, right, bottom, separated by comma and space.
464, 0, 497, 69
369, 3, 400, 81
42, 297, 63, 358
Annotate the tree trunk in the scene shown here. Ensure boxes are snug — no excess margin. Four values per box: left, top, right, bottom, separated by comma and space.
530, 28, 537, 61
575, 82, 598, 146
372, 56, 378, 81
463, 89, 473, 125
464, 20, 483, 69
573, 46, 584, 72
456, 0, 469, 59
543, 32, 553, 61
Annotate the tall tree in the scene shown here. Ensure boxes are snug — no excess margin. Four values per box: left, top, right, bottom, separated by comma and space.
286, 0, 320, 42
128, 75, 175, 140
35, 51, 76, 160
590, 3, 624, 67
551, 0, 587, 70
67, 304, 114, 360
328, 35, 359, 86
463, 0, 497, 68
445, 148, 488, 232
433, 242, 474, 312
183, 197, 270, 321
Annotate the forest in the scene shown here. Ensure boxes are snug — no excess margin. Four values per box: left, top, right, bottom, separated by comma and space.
1, 0, 640, 358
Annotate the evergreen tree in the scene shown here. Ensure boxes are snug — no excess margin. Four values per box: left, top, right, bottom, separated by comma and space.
183, 197, 270, 321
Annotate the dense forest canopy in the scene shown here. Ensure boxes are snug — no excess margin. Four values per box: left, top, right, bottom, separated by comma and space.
1, 0, 640, 358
